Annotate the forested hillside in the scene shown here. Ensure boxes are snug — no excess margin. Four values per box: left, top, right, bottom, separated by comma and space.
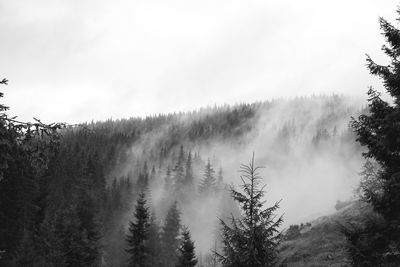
3, 1, 400, 266
0, 83, 365, 266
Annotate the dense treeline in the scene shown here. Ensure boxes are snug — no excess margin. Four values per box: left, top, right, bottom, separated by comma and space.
1, 73, 364, 266
0, 80, 260, 266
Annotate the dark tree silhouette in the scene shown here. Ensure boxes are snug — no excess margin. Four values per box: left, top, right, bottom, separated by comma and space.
176, 227, 197, 267
161, 202, 181, 267
126, 192, 151, 267
218, 154, 282, 267
199, 158, 216, 195
0, 79, 68, 265
344, 7, 400, 266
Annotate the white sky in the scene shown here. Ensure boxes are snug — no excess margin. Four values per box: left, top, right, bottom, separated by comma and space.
0, 0, 398, 123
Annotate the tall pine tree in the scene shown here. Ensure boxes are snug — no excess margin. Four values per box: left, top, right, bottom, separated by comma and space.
218, 154, 282, 267
176, 227, 197, 267
344, 6, 400, 266
126, 192, 151, 267
199, 158, 216, 195
161, 202, 181, 267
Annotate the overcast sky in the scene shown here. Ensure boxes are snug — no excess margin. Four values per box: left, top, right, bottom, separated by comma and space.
0, 0, 398, 123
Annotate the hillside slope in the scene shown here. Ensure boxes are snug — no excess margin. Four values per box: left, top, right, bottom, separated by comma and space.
278, 201, 372, 267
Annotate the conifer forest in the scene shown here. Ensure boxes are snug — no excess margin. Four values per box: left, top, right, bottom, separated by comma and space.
1, 1, 400, 266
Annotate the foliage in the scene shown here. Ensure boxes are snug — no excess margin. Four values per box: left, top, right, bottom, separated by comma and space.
176, 227, 197, 267
0, 79, 73, 265
161, 202, 181, 267
345, 7, 400, 266
199, 158, 216, 195
126, 192, 151, 267
218, 154, 283, 267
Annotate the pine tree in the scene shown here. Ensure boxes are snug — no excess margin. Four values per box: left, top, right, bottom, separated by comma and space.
161, 202, 181, 267
0, 79, 65, 266
176, 227, 197, 267
126, 192, 151, 267
50, 154, 102, 267
199, 158, 216, 194
218, 154, 282, 267
344, 7, 400, 265
67, 155, 102, 267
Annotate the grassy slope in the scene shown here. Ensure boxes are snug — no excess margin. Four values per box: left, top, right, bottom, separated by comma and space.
278, 201, 371, 267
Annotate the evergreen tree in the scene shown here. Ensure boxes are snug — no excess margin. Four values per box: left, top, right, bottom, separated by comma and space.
161, 202, 181, 267
126, 192, 151, 267
218, 154, 282, 267
176, 227, 197, 267
345, 7, 400, 265
199, 158, 216, 194
0, 79, 65, 266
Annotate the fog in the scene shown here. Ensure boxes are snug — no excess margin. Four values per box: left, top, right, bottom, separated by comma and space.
1, 0, 396, 122
112, 95, 365, 255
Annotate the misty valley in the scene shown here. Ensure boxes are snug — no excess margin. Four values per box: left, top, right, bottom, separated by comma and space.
0, 93, 380, 266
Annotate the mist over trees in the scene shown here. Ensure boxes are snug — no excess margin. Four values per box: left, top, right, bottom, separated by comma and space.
0, 74, 367, 266
0, 9, 385, 263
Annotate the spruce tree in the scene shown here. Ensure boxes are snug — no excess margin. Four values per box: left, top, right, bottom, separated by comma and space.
218, 154, 282, 267
199, 158, 216, 194
126, 192, 151, 267
176, 227, 197, 267
0, 79, 65, 266
161, 202, 181, 267
345, 7, 400, 265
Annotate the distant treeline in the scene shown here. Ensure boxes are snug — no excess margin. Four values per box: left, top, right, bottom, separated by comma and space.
0, 90, 359, 267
